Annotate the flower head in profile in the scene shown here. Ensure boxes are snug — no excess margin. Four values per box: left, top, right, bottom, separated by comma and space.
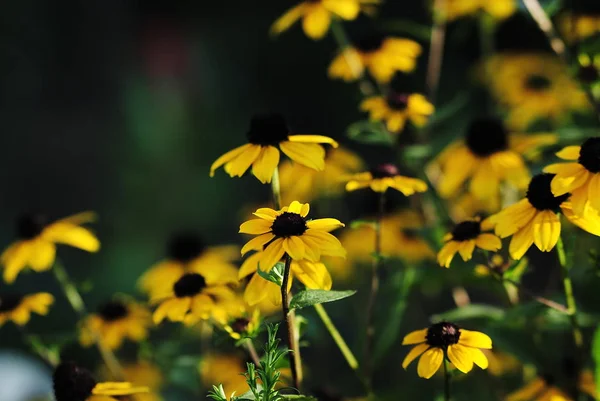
360, 92, 434, 133
210, 114, 338, 184
346, 163, 427, 195
239, 201, 346, 271
138, 232, 238, 300
482, 53, 589, 129
328, 36, 422, 83
79, 299, 152, 350
434, 117, 557, 208
438, 218, 502, 268
0, 292, 53, 326
440, 0, 516, 21
52, 361, 148, 401
489, 173, 600, 260
1, 212, 100, 283
270, 0, 379, 40
402, 322, 492, 379
222, 307, 261, 340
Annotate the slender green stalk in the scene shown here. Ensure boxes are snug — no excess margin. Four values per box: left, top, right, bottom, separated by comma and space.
443, 357, 451, 401
426, 0, 448, 106
271, 167, 282, 210
244, 339, 261, 368
556, 236, 584, 348
18, 327, 60, 368
52, 260, 124, 379
281, 255, 302, 389
313, 303, 358, 370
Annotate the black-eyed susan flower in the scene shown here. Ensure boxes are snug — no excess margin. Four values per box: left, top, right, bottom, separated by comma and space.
79, 299, 152, 350
222, 308, 261, 340
1, 212, 100, 283
482, 53, 589, 129
434, 118, 557, 207
53, 361, 148, 401
138, 232, 238, 300
544, 138, 600, 216
328, 36, 422, 83
152, 271, 239, 326
199, 354, 249, 395
489, 173, 600, 260
558, 12, 600, 43
279, 147, 364, 204
345, 163, 428, 195
239, 200, 346, 271
270, 0, 378, 40
0, 292, 53, 326
360, 92, 434, 133
210, 114, 338, 184
440, 0, 516, 21
505, 376, 571, 401
438, 218, 502, 268
402, 322, 492, 379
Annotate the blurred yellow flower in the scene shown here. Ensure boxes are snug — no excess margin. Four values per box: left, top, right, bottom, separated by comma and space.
439, 0, 516, 21
482, 53, 589, 129
79, 299, 152, 351
270, 0, 379, 40
579, 370, 597, 399
222, 307, 261, 340
1, 212, 100, 283
360, 93, 434, 133
0, 292, 53, 326
346, 163, 427, 194
483, 350, 521, 377
279, 147, 364, 204
199, 354, 248, 396
113, 362, 164, 401
559, 13, 600, 43
210, 114, 338, 184
328, 36, 422, 83
505, 376, 571, 401
402, 322, 492, 379
438, 218, 501, 268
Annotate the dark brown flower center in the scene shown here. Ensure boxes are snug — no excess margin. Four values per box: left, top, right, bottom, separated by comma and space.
0, 294, 23, 313
386, 93, 409, 111
525, 74, 552, 91
578, 137, 600, 173
526, 173, 570, 211
230, 317, 251, 334
426, 322, 461, 348
465, 118, 509, 157
355, 35, 385, 53
370, 163, 399, 178
97, 301, 128, 322
174, 273, 207, 298
271, 212, 307, 237
451, 221, 481, 241
16, 213, 47, 239
167, 232, 206, 262
246, 113, 289, 146
53, 362, 97, 401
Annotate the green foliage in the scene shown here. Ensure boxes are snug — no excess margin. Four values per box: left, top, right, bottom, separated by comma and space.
257, 262, 285, 287
593, 325, 600, 400
431, 304, 506, 323
289, 289, 356, 310
346, 121, 394, 145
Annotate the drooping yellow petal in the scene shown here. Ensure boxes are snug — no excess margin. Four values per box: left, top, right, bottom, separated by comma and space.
417, 347, 443, 379
270, 3, 308, 36
42, 223, 100, 252
437, 241, 460, 268
475, 233, 502, 251
470, 348, 489, 369
302, 229, 346, 258
288, 135, 339, 147
210, 143, 253, 177
22, 293, 54, 315
492, 199, 537, 238
587, 174, 600, 212
470, 162, 499, 200
253, 207, 279, 221
459, 329, 493, 349
241, 233, 275, 257
283, 236, 306, 260
457, 240, 476, 262
322, 0, 360, 19
562, 201, 600, 237
402, 328, 427, 345
555, 145, 581, 160
505, 378, 547, 401
252, 145, 280, 184
292, 260, 332, 290
92, 382, 149, 396
306, 218, 345, 232
345, 179, 371, 192
224, 144, 262, 178
401, 343, 429, 369
244, 273, 270, 306
447, 344, 475, 373
2, 241, 34, 284
239, 219, 273, 235
532, 210, 560, 252
279, 141, 326, 170
390, 176, 428, 196
259, 238, 285, 271
302, 5, 331, 40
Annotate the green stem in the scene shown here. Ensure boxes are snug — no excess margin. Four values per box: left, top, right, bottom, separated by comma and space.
281, 255, 302, 390
244, 339, 261, 368
271, 167, 282, 210
52, 260, 124, 379
556, 236, 584, 349
313, 303, 358, 370
443, 357, 451, 401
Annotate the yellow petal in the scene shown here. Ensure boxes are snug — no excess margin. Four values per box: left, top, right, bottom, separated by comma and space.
345, 179, 371, 192
244, 273, 270, 306
470, 348, 489, 369
457, 240, 476, 262
532, 210, 560, 252
252, 146, 280, 184
279, 141, 326, 170
475, 234, 502, 251
259, 239, 285, 271
459, 329, 492, 349
253, 208, 279, 221
239, 219, 273, 235
306, 218, 345, 232
417, 347, 443, 379
241, 233, 275, 255
292, 260, 332, 290
42, 223, 100, 252
402, 328, 427, 345
224, 144, 262, 178
287, 200, 304, 214
390, 176, 428, 196
210, 143, 253, 176
556, 145, 581, 160
447, 344, 474, 374
302, 5, 331, 40
270, 3, 307, 36
322, 0, 360, 19
2, 241, 33, 284
402, 343, 429, 369
238, 252, 262, 278
288, 135, 339, 147
505, 378, 547, 401
587, 174, 600, 212
509, 220, 535, 260
283, 236, 306, 260
437, 241, 460, 268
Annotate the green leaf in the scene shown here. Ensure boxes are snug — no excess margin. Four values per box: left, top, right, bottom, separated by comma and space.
431, 304, 505, 322
593, 325, 600, 400
503, 259, 528, 283
282, 396, 318, 401
289, 289, 356, 310
346, 120, 393, 145
257, 262, 285, 286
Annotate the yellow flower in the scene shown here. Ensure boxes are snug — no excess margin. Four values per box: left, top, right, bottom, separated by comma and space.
483, 350, 521, 377
345, 163, 427, 194
79, 299, 152, 351
558, 13, 600, 43
239, 200, 346, 271
1, 212, 100, 283
138, 232, 239, 300
222, 307, 261, 340
101, 362, 164, 401
279, 147, 364, 204
402, 322, 492, 379
0, 292, 53, 326
210, 114, 338, 184
482, 53, 589, 129
151, 270, 239, 326
505, 376, 571, 401
270, 0, 379, 40
360, 93, 434, 133
579, 370, 597, 399
328, 36, 422, 83
434, 117, 557, 204
544, 140, 600, 217
440, 0, 516, 21
438, 218, 502, 268
198, 354, 248, 395
474, 254, 509, 277
489, 173, 600, 260
53, 362, 148, 401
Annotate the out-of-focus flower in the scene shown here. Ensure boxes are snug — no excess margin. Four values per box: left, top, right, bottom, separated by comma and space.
101, 361, 164, 401
279, 147, 364, 204
0, 293, 53, 327
483, 350, 521, 376
328, 36, 422, 83
79, 299, 151, 351
577, 53, 600, 85
53, 362, 148, 401
434, 118, 557, 208
437, 218, 501, 268
578, 370, 597, 399
346, 163, 427, 195
138, 232, 238, 300
558, 12, 600, 43
210, 114, 338, 184
505, 376, 571, 401
489, 173, 600, 260
270, 0, 379, 40
1, 212, 100, 283
402, 322, 492, 379
360, 92, 434, 133
239, 201, 346, 272
474, 254, 509, 277
482, 53, 589, 129
198, 354, 248, 395
222, 308, 261, 340
438, 0, 516, 21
